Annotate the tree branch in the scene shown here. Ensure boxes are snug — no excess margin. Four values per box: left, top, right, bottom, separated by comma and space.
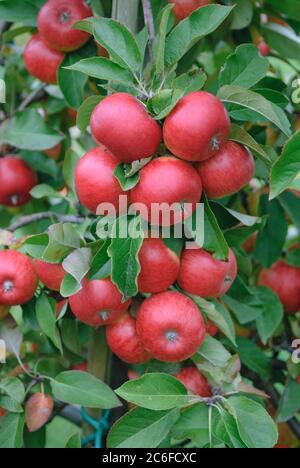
17, 83, 47, 113
8, 212, 84, 232
142, 0, 155, 60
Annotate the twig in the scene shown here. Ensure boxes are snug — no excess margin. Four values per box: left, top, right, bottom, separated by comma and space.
17, 83, 47, 113
8, 212, 84, 231
142, 0, 155, 61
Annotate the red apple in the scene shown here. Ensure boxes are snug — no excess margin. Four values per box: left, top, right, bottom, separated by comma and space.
0, 251, 38, 305
75, 145, 126, 214
175, 367, 212, 397
136, 291, 206, 362
43, 143, 62, 160
206, 320, 219, 337
106, 314, 151, 364
24, 34, 64, 84
35, 259, 65, 292
69, 277, 130, 326
168, 0, 212, 22
0, 156, 37, 207
258, 260, 300, 315
90, 93, 162, 163
130, 156, 202, 226
178, 248, 237, 298
38, 0, 92, 52
138, 238, 180, 293
198, 141, 255, 199
25, 393, 53, 432
258, 40, 270, 57
72, 361, 88, 372
163, 91, 231, 162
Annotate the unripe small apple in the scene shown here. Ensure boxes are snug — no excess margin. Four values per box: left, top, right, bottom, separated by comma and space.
106, 314, 151, 364
24, 35, 64, 84
43, 143, 62, 161
25, 393, 54, 433
136, 291, 206, 362
168, 0, 212, 22
130, 156, 202, 226
0, 156, 37, 207
69, 277, 130, 326
175, 367, 212, 397
258, 260, 300, 314
198, 141, 255, 199
163, 91, 231, 162
38, 0, 92, 52
90, 93, 162, 163
35, 259, 65, 292
0, 251, 38, 305
75, 145, 126, 214
178, 248, 237, 298
138, 238, 180, 293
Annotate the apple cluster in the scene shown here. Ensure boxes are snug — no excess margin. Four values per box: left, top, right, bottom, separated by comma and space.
24, 0, 93, 85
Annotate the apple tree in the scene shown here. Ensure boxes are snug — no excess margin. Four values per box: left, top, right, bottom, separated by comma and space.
0, 0, 299, 449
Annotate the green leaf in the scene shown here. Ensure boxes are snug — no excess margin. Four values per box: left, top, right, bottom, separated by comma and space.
270, 130, 300, 199
76, 95, 103, 132
155, 3, 174, 74
255, 287, 284, 344
191, 296, 236, 346
0, 109, 64, 151
60, 319, 82, 356
115, 373, 188, 411
254, 195, 288, 267
62, 248, 92, 284
165, 4, 234, 66
203, 195, 229, 261
66, 57, 137, 86
89, 239, 111, 280
24, 233, 49, 258
58, 54, 87, 109
195, 335, 231, 367
0, 0, 40, 25
227, 396, 278, 448
0, 377, 25, 404
0, 396, 23, 413
50, 371, 121, 409
0, 413, 24, 448
36, 294, 62, 352
262, 23, 300, 60
42, 223, 82, 263
114, 164, 140, 191
30, 184, 61, 200
236, 336, 272, 380
110, 215, 144, 299
230, 0, 253, 30
285, 247, 300, 267
218, 85, 291, 136
60, 274, 82, 298
213, 409, 246, 448
63, 149, 80, 192
171, 403, 210, 446
229, 124, 270, 165
107, 407, 180, 448
279, 191, 300, 231
21, 150, 60, 179
265, 0, 300, 22
276, 379, 300, 422
219, 44, 268, 89
45, 416, 81, 449
224, 279, 263, 324
93, 18, 141, 72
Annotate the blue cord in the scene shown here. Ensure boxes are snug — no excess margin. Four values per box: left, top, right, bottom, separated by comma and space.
81, 408, 110, 448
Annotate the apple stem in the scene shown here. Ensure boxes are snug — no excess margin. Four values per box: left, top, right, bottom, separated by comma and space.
141, 0, 155, 61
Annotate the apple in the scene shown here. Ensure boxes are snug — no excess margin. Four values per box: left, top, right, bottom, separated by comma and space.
130, 156, 202, 226
258, 260, 300, 314
136, 291, 206, 362
75, 145, 126, 214
206, 320, 219, 337
106, 314, 151, 364
175, 367, 212, 397
168, 0, 212, 22
0, 250, 38, 305
35, 259, 65, 292
197, 141, 255, 199
90, 93, 162, 163
24, 34, 64, 84
43, 143, 62, 160
69, 277, 130, 326
0, 408, 6, 417
163, 91, 231, 162
178, 248, 237, 298
258, 40, 270, 57
0, 156, 37, 207
25, 393, 54, 433
138, 238, 180, 293
72, 361, 88, 372
38, 0, 92, 52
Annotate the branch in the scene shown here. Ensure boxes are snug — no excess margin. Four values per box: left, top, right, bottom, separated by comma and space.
17, 83, 47, 113
8, 212, 84, 232
142, 0, 155, 60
